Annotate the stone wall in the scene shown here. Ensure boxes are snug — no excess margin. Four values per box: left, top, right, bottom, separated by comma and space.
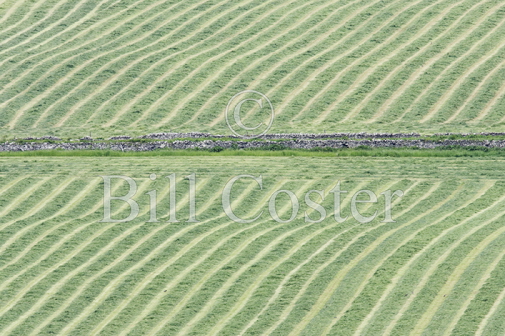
2, 139, 505, 152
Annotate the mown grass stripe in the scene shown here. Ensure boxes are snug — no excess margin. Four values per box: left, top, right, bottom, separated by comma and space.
392, 4, 505, 124
410, 223, 505, 335
0, 0, 171, 88
321, 180, 491, 336
94, 178, 290, 335
97, 0, 301, 128
156, 0, 351, 128
0, 0, 34, 31
0, 0, 78, 51
1, 0, 209, 128
475, 282, 505, 336
0, 178, 146, 316
3, 177, 207, 335
302, 0, 462, 124
235, 180, 371, 336
400, 3, 503, 123
310, 180, 456, 336
205, 0, 403, 128
367, 0, 503, 124
352, 180, 494, 336
0, 177, 51, 220
0, 176, 80, 228
382, 190, 505, 335
0, 175, 27, 199
441, 240, 505, 335
272, 1, 438, 124
423, 16, 505, 123
47, 0, 262, 127
0, 0, 126, 70
0, 179, 153, 324
0, 0, 24, 26
207, 180, 374, 336
442, 54, 505, 124
259, 180, 425, 335
166, 180, 319, 336
342, 0, 480, 124
166, 0, 379, 128
0, 178, 125, 296
164, 180, 340, 335
0, 0, 51, 37
79, 176, 230, 335
471, 74, 505, 123
51, 0, 254, 127
0, 158, 503, 333
309, 181, 458, 335
146, 0, 357, 126
286, 181, 450, 335
58, 177, 277, 335
0, 178, 101, 273
0, 0, 100, 57
0, 176, 77, 253
446, 61, 505, 124
0, 0, 179, 126
127, 0, 349, 129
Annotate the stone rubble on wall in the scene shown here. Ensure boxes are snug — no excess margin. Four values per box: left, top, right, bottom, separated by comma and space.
137, 132, 423, 140
22, 136, 62, 141
434, 132, 505, 137
109, 136, 132, 140
134, 131, 505, 141
2, 138, 505, 152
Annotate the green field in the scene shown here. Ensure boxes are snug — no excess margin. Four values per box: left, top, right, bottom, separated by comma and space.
0, 156, 505, 335
2, 0, 505, 334
1, 0, 505, 138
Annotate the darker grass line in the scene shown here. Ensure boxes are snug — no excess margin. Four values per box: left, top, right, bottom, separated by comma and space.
2, 147, 505, 157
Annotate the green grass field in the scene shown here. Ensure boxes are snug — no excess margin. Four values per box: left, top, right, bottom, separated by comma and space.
1, 156, 505, 335
2, 0, 505, 334
1, 0, 505, 138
